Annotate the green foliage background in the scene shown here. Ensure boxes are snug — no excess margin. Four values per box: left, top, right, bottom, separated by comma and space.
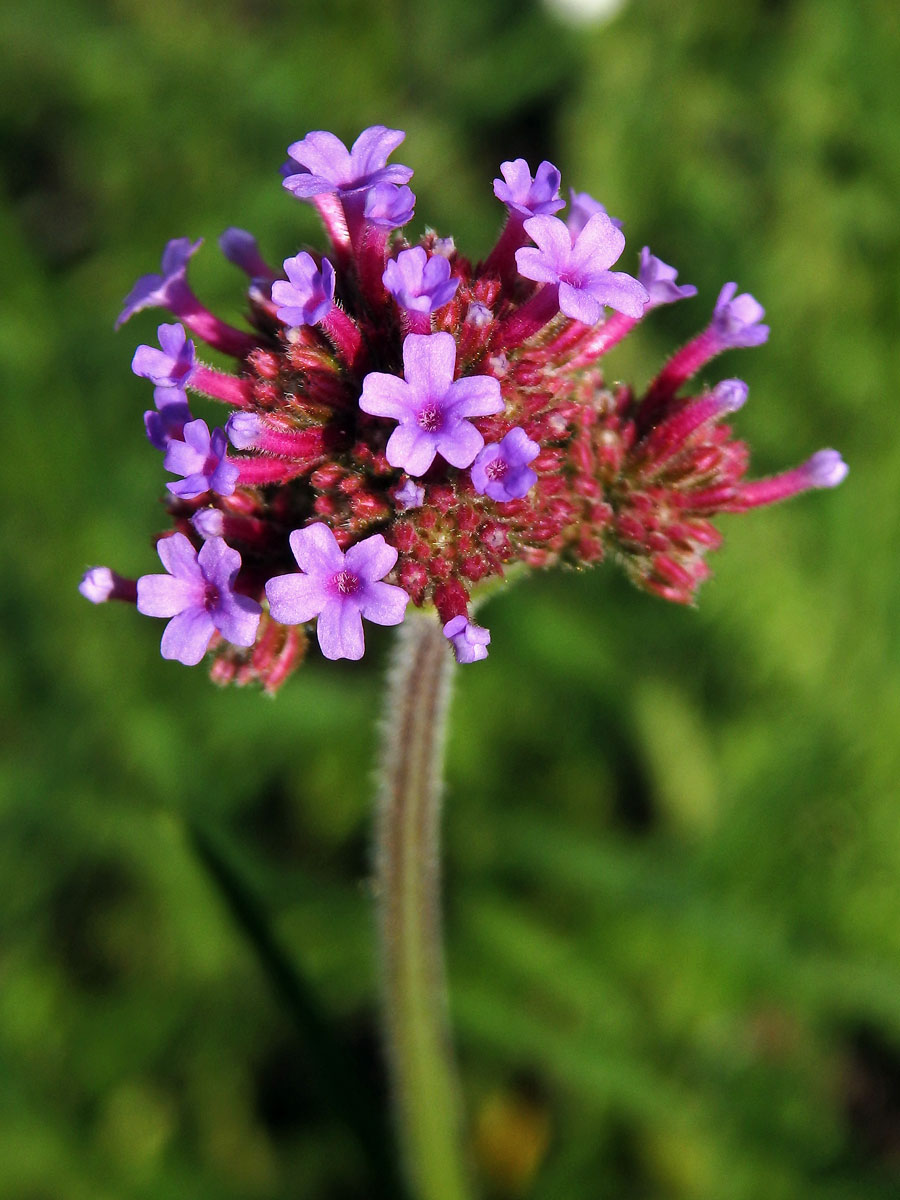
2, 0, 898, 1197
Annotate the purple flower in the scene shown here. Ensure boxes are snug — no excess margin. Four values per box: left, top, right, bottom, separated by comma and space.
359, 332, 504, 477
566, 189, 622, 236
364, 184, 416, 229
493, 159, 565, 218
639, 248, 698, 310
117, 238, 202, 328
383, 247, 459, 313
282, 126, 413, 200
265, 524, 409, 660
394, 479, 425, 511
164, 419, 238, 498
132, 322, 197, 389
137, 533, 261, 666
271, 253, 335, 327
144, 388, 192, 452
219, 228, 272, 278
710, 283, 769, 349
443, 616, 490, 664
517, 213, 648, 324
471, 427, 540, 502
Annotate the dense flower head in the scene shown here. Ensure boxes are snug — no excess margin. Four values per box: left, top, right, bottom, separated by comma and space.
85, 123, 846, 690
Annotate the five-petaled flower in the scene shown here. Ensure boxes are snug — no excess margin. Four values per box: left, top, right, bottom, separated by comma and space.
359, 332, 503, 476
136, 534, 261, 665
164, 419, 238, 498
517, 212, 649, 324
471, 427, 540, 502
265, 524, 409, 660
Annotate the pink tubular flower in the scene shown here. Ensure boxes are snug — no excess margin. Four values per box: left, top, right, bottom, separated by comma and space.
137, 534, 261, 665
359, 332, 504, 476
265, 524, 409, 660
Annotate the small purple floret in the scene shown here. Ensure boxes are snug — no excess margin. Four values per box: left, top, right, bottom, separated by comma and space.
165, 419, 238, 498
394, 479, 425, 511
517, 213, 649, 324
639, 248, 698, 310
471, 427, 540, 502
803, 449, 849, 488
364, 183, 416, 229
711, 283, 770, 349
132, 322, 196, 388
493, 160, 565, 218
282, 126, 413, 200
359, 332, 504, 477
567, 189, 623, 236
117, 238, 202, 328
272, 253, 336, 327
443, 615, 490, 664
383, 247, 459, 313
265, 523, 409, 661
137, 533, 261, 666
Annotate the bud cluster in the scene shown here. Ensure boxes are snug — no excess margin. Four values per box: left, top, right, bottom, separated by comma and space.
81, 125, 847, 690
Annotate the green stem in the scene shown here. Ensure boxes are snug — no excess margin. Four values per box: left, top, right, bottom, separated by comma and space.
376, 613, 474, 1200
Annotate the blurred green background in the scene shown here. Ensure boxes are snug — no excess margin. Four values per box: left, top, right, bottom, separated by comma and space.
2, 0, 899, 1197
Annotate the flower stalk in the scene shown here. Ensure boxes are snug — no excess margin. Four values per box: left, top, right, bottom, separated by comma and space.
376, 612, 473, 1200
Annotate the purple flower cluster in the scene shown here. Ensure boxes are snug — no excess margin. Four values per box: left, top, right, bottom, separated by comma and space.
82, 124, 846, 689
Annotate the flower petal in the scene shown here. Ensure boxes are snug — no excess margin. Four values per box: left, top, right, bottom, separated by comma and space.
266, 572, 329, 625
160, 608, 216, 666
359, 580, 409, 627
288, 523, 345, 575
344, 534, 398, 583
316, 599, 365, 660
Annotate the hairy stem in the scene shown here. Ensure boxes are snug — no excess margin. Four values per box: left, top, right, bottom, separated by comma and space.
376, 614, 474, 1200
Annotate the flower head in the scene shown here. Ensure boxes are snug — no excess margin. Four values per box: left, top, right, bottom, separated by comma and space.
517, 213, 648, 323
383, 247, 459, 313
164, 419, 238, 498
137, 534, 261, 665
87, 122, 846, 688
359, 332, 504, 476
471, 427, 540, 502
266, 524, 408, 660
493, 159, 565, 218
